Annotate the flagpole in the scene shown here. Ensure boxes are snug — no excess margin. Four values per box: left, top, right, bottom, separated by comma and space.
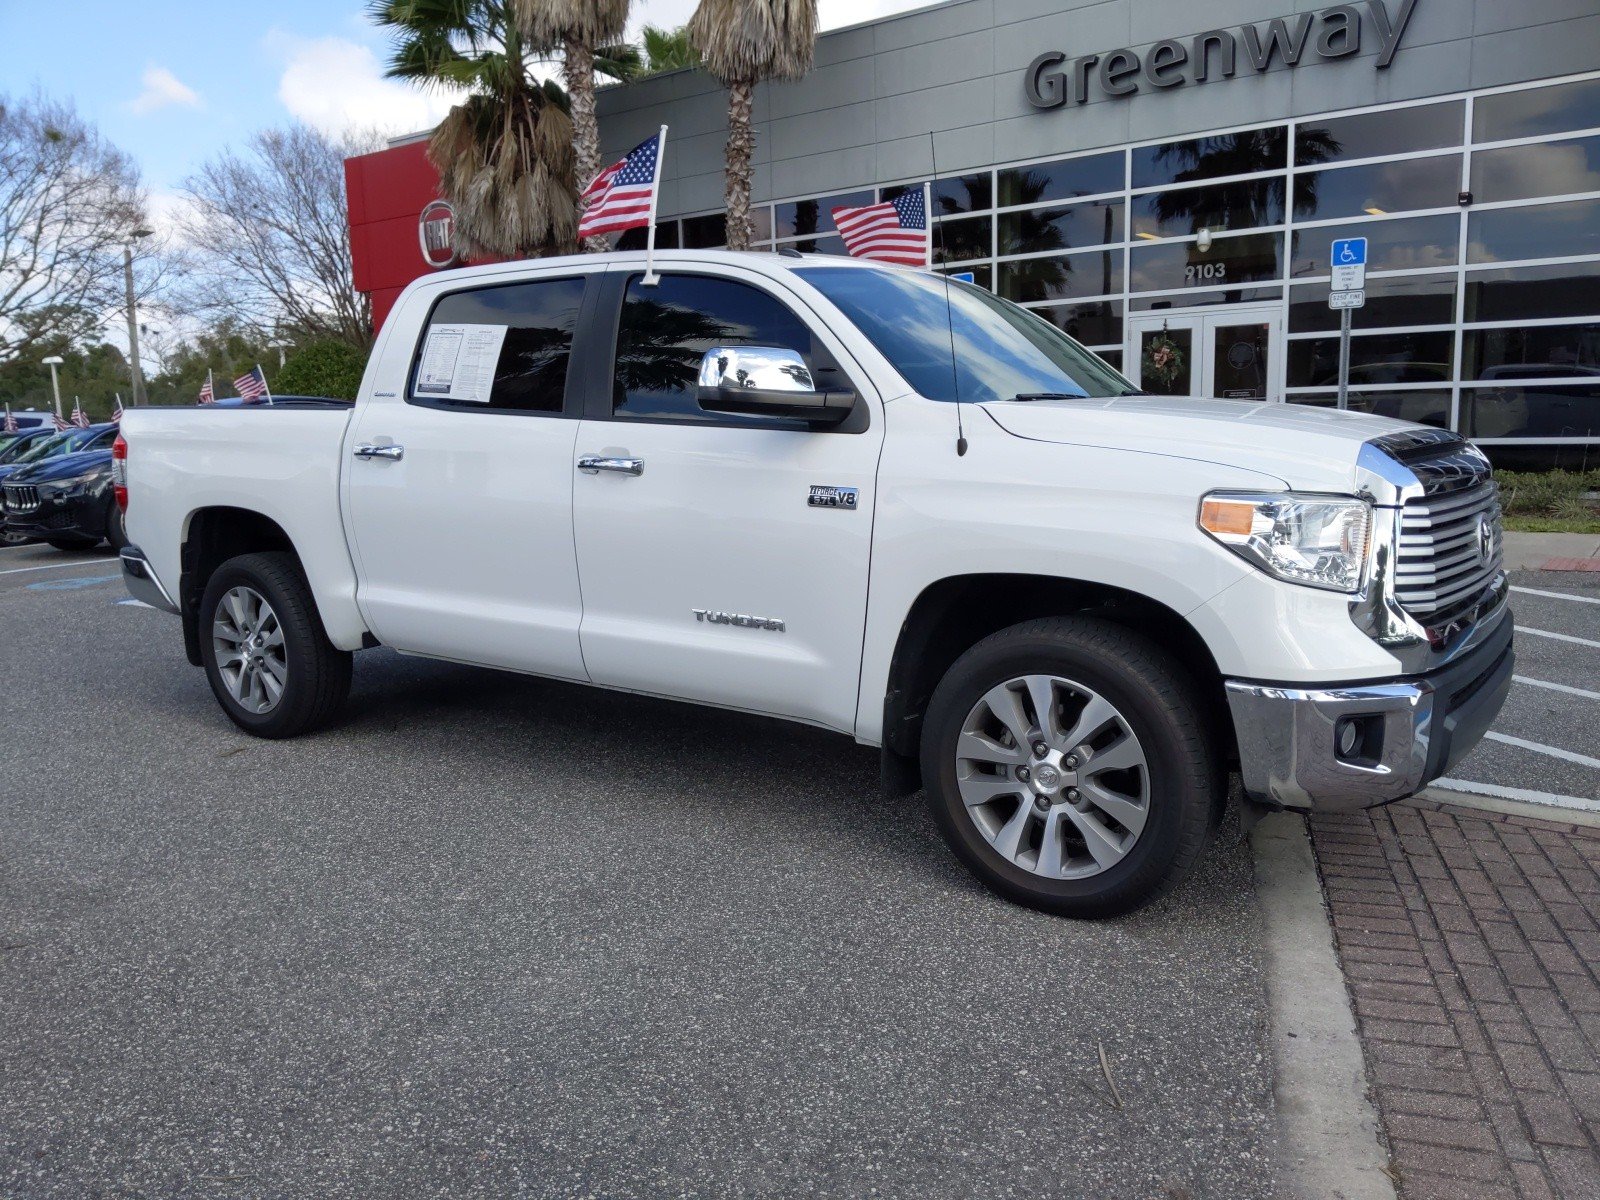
923, 182, 934, 272
641, 125, 668, 288
260, 364, 273, 406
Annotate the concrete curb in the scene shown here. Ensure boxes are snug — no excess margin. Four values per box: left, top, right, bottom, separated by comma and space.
1421, 785, 1600, 829
1501, 530, 1600, 572
1251, 812, 1396, 1200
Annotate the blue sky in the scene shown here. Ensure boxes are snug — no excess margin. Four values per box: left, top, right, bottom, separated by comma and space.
1, 0, 923, 215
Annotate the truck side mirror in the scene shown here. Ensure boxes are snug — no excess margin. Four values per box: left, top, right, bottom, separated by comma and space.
696, 346, 854, 424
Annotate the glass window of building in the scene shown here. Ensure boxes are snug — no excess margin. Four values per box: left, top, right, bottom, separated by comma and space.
1131, 127, 1287, 190
1460, 383, 1599, 440
1295, 101, 1464, 165
1291, 213, 1459, 275
999, 248, 1123, 303
1465, 323, 1600, 380
1473, 76, 1600, 143
933, 215, 991, 263
998, 151, 1123, 207
1464, 260, 1600, 322
1470, 134, 1600, 204
773, 191, 872, 239
1289, 273, 1457, 332
939, 263, 993, 290
615, 220, 681, 252
1294, 154, 1461, 221
1287, 330, 1456, 388
680, 213, 727, 248
1130, 179, 1285, 239
1468, 196, 1600, 264
1000, 199, 1123, 256
1028, 299, 1123, 347
1130, 232, 1281, 293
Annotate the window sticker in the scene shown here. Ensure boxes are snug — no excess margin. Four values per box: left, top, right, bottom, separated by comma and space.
415, 322, 508, 403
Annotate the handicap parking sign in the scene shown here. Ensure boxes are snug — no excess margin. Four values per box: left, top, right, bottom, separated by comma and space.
1330, 237, 1368, 292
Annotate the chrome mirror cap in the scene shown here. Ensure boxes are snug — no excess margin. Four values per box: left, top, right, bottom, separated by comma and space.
697, 345, 816, 394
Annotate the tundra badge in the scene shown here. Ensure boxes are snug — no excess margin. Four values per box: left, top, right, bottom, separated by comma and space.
693, 610, 786, 632
808, 485, 859, 509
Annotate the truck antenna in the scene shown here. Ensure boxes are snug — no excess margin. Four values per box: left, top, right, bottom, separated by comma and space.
928, 132, 966, 456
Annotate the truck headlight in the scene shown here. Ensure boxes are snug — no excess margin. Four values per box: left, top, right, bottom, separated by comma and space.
1198, 492, 1371, 593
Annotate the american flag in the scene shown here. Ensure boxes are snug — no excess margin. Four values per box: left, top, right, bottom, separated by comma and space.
53, 412, 70, 432
831, 190, 929, 268
112, 396, 125, 424
234, 365, 269, 403
577, 133, 662, 239
199, 370, 215, 405
3, 405, 16, 434
71, 400, 90, 428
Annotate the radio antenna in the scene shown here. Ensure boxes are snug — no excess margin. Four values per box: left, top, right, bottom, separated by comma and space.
928, 131, 966, 456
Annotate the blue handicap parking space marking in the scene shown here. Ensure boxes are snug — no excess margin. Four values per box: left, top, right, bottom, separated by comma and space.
28, 574, 122, 591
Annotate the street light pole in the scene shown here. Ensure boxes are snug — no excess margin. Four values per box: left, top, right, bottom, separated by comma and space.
123, 228, 153, 405
42, 355, 64, 418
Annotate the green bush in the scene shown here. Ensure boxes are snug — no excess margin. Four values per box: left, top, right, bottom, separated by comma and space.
274, 340, 368, 401
1494, 469, 1600, 517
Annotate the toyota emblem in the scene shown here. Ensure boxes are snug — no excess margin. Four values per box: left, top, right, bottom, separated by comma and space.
418, 199, 459, 269
1476, 511, 1493, 562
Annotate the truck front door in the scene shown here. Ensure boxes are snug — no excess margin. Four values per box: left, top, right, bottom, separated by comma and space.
342, 271, 594, 681
571, 267, 883, 733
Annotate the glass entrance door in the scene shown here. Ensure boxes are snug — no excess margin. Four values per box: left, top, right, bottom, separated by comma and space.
1125, 305, 1283, 401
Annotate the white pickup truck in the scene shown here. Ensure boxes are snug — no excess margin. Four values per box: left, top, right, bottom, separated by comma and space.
118, 250, 1512, 916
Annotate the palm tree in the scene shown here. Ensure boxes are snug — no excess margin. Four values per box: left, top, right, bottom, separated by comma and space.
687, 0, 818, 250
376, 0, 577, 259
513, 0, 632, 251
640, 24, 699, 75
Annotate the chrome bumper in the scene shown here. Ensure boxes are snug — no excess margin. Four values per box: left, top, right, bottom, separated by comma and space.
120, 545, 180, 614
1226, 614, 1513, 813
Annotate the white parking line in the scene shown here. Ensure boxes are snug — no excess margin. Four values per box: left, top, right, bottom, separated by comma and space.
0, 557, 117, 576
1434, 778, 1600, 814
1515, 675, 1600, 702
1483, 731, 1600, 770
1516, 626, 1600, 650
1512, 585, 1600, 606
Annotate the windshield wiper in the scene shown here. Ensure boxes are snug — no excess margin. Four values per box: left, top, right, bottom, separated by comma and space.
1117, 388, 1153, 397
1010, 391, 1085, 402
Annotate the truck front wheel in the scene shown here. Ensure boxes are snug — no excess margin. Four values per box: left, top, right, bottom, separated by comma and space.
921, 617, 1218, 918
199, 552, 352, 738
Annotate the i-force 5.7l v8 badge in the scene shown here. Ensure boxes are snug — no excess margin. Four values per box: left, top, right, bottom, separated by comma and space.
808, 485, 859, 510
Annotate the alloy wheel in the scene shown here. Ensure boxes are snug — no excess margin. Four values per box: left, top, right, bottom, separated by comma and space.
955, 674, 1150, 879
212, 586, 287, 714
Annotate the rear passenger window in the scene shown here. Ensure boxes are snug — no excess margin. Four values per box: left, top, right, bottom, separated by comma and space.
411, 277, 585, 413
612, 273, 816, 422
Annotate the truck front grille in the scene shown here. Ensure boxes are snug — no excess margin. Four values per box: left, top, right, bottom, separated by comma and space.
1373, 431, 1504, 626
4, 484, 40, 514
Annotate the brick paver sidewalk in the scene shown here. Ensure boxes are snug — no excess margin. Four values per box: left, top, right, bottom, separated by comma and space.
1310, 799, 1600, 1200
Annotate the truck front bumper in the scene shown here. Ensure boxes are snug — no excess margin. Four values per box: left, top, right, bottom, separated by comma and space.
1225, 614, 1513, 813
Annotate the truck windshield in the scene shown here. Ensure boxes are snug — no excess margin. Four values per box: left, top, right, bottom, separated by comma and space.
796, 265, 1132, 403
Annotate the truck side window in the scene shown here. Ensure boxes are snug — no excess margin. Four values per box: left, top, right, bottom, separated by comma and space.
611, 273, 817, 423
410, 277, 585, 413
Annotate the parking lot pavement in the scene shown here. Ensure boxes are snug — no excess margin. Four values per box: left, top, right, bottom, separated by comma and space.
0, 555, 1283, 1198
1445, 570, 1600, 810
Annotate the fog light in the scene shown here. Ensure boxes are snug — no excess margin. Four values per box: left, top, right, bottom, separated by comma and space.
1338, 720, 1359, 757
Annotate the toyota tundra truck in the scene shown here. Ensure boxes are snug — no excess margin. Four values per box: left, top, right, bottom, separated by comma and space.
116, 251, 1512, 917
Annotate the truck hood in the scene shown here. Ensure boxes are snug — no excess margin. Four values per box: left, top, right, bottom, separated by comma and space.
981, 395, 1419, 493
6, 448, 112, 484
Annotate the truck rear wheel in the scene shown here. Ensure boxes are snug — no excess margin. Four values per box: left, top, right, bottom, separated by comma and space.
199, 552, 351, 738
921, 616, 1217, 918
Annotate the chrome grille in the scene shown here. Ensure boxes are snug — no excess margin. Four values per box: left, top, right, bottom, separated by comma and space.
1394, 479, 1504, 624
4, 484, 40, 514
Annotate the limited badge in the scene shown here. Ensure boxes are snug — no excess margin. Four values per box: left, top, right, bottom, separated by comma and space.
808, 485, 859, 510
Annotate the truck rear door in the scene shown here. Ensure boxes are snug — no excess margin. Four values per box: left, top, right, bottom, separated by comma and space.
342, 269, 596, 680
569, 265, 883, 734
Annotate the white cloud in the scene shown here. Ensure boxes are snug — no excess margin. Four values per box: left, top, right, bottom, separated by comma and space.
129, 66, 202, 116
271, 33, 460, 139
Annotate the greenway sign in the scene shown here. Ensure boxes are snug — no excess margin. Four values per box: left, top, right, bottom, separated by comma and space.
1025, 0, 1419, 109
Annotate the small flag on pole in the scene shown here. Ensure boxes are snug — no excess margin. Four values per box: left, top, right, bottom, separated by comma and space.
234, 365, 269, 404
832, 190, 930, 268
578, 130, 665, 241
71, 399, 90, 428
199, 370, 215, 405
112, 395, 125, 424
53, 412, 71, 432
3, 405, 17, 434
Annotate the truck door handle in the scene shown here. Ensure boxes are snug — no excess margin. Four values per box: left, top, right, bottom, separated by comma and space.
353, 444, 404, 461
577, 455, 644, 476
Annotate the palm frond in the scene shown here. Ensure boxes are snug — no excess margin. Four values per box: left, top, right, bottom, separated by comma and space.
687, 0, 817, 84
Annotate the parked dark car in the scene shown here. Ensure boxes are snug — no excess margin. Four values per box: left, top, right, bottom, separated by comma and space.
0, 427, 60, 464
0, 425, 120, 549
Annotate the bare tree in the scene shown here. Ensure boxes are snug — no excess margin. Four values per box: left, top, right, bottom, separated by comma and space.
180, 125, 376, 348
0, 94, 146, 362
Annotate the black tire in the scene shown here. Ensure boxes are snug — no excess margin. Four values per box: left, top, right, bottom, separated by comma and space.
921, 616, 1218, 919
47, 536, 99, 551
104, 500, 129, 552
199, 551, 352, 738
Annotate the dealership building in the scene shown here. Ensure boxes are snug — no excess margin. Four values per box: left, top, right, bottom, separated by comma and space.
345, 0, 1600, 466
